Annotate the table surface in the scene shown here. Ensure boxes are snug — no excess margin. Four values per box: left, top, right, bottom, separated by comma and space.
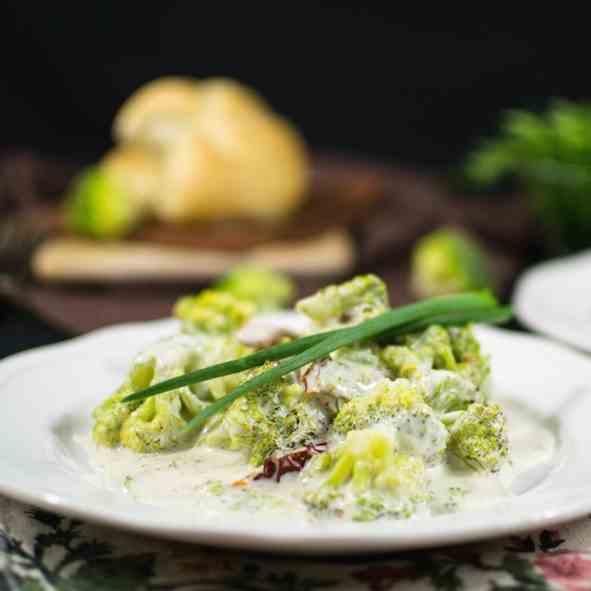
2, 303, 591, 591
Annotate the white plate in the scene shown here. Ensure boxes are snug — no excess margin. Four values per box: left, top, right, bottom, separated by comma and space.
513, 250, 591, 352
1, 320, 591, 554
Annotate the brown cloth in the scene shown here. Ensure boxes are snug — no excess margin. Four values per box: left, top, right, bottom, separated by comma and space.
0, 151, 536, 334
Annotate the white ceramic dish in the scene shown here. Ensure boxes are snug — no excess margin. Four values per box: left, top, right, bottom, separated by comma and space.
513, 250, 591, 352
1, 320, 590, 554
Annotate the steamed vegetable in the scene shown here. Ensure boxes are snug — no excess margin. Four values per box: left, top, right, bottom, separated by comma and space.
93, 334, 249, 452
64, 167, 142, 239
465, 100, 591, 252
332, 380, 449, 464
411, 228, 494, 298
174, 290, 256, 335
214, 265, 295, 311
296, 274, 389, 329
202, 364, 329, 466
303, 429, 428, 521
93, 341, 207, 452
445, 403, 509, 472
91, 273, 512, 521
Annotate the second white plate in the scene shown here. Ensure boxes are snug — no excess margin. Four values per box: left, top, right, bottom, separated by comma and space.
514, 250, 591, 352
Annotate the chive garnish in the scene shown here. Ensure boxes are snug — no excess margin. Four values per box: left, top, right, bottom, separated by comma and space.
120, 291, 511, 435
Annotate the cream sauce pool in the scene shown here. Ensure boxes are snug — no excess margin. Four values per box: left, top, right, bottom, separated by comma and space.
77, 399, 556, 524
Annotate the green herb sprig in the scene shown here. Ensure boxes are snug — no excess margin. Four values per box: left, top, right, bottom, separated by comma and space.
122, 292, 511, 435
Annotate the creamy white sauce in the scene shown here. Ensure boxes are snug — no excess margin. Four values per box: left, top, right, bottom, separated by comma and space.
77, 399, 556, 523
237, 312, 311, 346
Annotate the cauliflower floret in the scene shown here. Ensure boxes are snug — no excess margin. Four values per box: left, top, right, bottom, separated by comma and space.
214, 265, 295, 311
445, 403, 509, 472
201, 364, 330, 466
296, 274, 388, 329
174, 290, 255, 334
303, 429, 427, 521
332, 380, 449, 465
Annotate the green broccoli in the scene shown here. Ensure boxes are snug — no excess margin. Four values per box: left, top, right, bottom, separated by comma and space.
93, 337, 213, 453
214, 265, 295, 311
332, 380, 449, 465
303, 429, 427, 521
119, 390, 196, 452
448, 325, 491, 388
382, 324, 490, 389
445, 403, 509, 472
64, 167, 143, 239
174, 290, 256, 334
201, 364, 330, 465
92, 359, 154, 447
411, 228, 494, 298
191, 335, 253, 401
296, 274, 389, 329
426, 372, 482, 413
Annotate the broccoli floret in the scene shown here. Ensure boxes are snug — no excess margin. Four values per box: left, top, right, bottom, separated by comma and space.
380, 345, 431, 381
194, 336, 253, 400
402, 325, 458, 370
332, 380, 449, 464
93, 336, 212, 453
174, 290, 256, 334
92, 359, 154, 446
303, 429, 427, 521
411, 228, 494, 298
332, 380, 424, 433
202, 364, 330, 465
64, 167, 142, 239
445, 403, 509, 472
382, 325, 490, 389
120, 390, 194, 452
448, 325, 491, 388
424, 371, 482, 413
214, 265, 295, 311
296, 274, 389, 329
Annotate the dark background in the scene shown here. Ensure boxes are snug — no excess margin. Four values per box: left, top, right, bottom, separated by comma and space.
1, 6, 589, 357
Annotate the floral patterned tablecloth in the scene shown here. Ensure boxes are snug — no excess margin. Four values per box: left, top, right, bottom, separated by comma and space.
2, 496, 591, 591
